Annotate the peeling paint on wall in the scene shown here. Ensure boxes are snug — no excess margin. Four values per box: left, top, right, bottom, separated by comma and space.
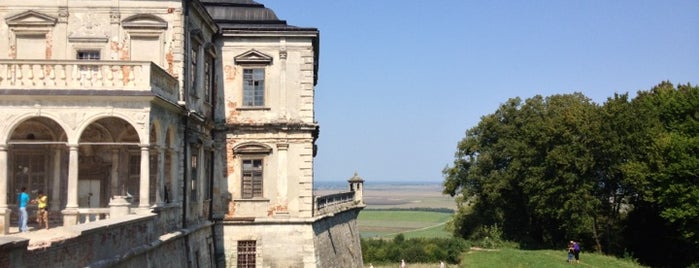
224, 200, 236, 219
224, 65, 236, 80
267, 203, 288, 217
225, 101, 239, 124
45, 31, 52, 59
9, 44, 15, 59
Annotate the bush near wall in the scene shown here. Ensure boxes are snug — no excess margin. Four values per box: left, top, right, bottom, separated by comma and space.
361, 234, 470, 264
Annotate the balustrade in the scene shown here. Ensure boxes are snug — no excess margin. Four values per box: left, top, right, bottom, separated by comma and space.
0, 60, 178, 102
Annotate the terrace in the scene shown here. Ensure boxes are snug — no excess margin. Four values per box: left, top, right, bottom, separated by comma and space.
0, 60, 179, 103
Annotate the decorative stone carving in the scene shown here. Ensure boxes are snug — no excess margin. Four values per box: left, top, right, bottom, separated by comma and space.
58, 7, 69, 23
60, 112, 87, 131
109, 8, 120, 24
279, 49, 287, 60
68, 13, 109, 42
234, 49, 273, 65
5, 10, 58, 27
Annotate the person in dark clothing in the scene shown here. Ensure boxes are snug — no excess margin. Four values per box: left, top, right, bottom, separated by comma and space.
572, 241, 581, 263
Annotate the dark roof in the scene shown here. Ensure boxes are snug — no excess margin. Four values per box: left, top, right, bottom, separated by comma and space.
200, 0, 315, 31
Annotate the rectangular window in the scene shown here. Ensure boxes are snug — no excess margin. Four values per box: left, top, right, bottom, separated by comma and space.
77, 50, 100, 79
190, 48, 198, 96
237, 240, 256, 268
243, 69, 265, 106
241, 159, 263, 199
205, 57, 214, 103
190, 153, 198, 202
77, 50, 100, 60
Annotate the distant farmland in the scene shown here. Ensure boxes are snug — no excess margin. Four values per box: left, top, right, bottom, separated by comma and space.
358, 209, 453, 239
353, 182, 456, 239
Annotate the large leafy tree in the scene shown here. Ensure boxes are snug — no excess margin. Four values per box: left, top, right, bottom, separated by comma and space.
444, 82, 699, 267
444, 93, 604, 248
620, 82, 699, 267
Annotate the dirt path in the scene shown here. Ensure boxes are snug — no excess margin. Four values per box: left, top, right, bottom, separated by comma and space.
386, 221, 448, 237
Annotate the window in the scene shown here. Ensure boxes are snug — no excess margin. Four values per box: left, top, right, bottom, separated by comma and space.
243, 69, 265, 107
77, 50, 100, 60
205, 57, 214, 103
77, 50, 100, 79
190, 48, 198, 96
237, 240, 256, 268
190, 152, 199, 202
241, 159, 263, 199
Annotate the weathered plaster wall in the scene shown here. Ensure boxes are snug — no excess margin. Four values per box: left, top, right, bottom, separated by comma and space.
220, 221, 316, 268
218, 208, 364, 268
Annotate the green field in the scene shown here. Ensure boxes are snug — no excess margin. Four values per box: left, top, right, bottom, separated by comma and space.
368, 248, 645, 268
358, 210, 453, 239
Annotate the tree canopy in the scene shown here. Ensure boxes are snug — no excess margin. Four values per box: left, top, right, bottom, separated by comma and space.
443, 82, 699, 267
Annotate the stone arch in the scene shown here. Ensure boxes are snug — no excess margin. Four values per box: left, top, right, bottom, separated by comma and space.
76, 113, 145, 144
233, 142, 273, 154
6, 116, 68, 211
77, 116, 140, 209
2, 113, 71, 144
121, 14, 167, 30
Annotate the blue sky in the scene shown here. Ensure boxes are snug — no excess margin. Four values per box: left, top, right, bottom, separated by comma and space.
262, 0, 699, 183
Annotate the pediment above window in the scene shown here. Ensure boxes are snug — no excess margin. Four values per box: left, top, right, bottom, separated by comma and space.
122, 14, 167, 29
6, 10, 57, 27
235, 49, 273, 65
234, 142, 273, 154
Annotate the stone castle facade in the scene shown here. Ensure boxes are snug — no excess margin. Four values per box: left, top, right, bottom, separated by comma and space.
0, 0, 365, 267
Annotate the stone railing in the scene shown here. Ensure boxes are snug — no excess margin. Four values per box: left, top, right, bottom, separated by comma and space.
77, 208, 110, 224
314, 191, 357, 216
0, 60, 179, 102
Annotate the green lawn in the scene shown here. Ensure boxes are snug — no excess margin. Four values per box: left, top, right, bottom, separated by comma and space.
358, 210, 452, 239
368, 248, 645, 268
460, 248, 645, 268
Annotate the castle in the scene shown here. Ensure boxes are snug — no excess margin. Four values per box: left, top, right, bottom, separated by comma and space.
0, 0, 365, 267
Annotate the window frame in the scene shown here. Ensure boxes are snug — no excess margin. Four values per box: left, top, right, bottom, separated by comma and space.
237, 240, 256, 268
241, 158, 264, 199
233, 142, 272, 200
242, 68, 266, 107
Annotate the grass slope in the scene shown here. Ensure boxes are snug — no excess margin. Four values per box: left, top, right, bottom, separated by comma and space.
461, 248, 645, 268
369, 248, 644, 268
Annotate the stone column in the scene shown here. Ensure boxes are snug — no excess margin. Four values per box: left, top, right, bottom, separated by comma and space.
155, 146, 165, 206
62, 144, 79, 226
0, 145, 11, 234
275, 143, 289, 217
169, 147, 178, 203
138, 145, 150, 209
50, 147, 61, 211
110, 149, 119, 198
279, 38, 288, 116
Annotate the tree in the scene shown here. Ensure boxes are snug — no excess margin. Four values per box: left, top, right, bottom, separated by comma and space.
444, 93, 604, 248
443, 82, 699, 267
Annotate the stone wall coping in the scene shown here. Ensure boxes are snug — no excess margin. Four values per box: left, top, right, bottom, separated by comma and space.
0, 236, 29, 249
219, 206, 366, 225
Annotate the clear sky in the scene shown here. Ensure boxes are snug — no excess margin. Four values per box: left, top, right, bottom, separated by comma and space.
262, 0, 699, 183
